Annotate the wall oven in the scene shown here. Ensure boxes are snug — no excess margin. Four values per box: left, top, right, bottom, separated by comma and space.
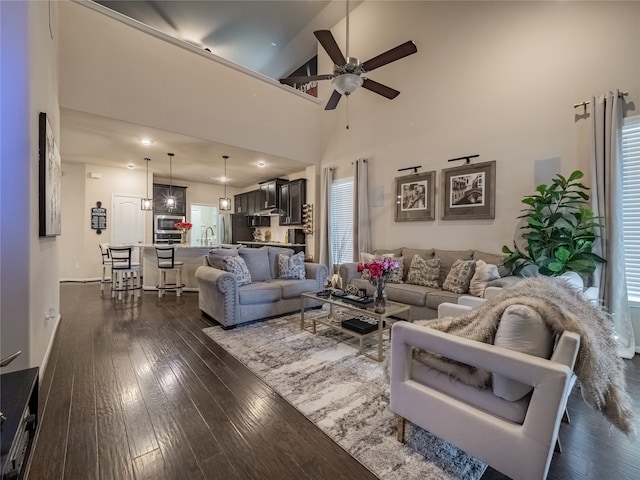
154, 215, 184, 244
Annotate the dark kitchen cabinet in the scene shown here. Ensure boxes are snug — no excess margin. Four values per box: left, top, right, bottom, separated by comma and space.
153, 184, 187, 216
248, 190, 264, 215
279, 179, 306, 226
234, 193, 249, 214
259, 179, 287, 210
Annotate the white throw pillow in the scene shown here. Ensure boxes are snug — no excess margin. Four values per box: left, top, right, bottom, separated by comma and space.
492, 304, 554, 401
468, 260, 500, 297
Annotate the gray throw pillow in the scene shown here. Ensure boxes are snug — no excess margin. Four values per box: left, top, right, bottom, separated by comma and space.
223, 256, 252, 286
207, 248, 239, 269
238, 247, 272, 281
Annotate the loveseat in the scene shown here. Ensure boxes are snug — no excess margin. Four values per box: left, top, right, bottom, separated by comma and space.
195, 246, 328, 329
338, 247, 520, 320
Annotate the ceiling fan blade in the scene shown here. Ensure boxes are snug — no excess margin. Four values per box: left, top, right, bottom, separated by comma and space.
361, 40, 417, 72
314, 30, 346, 66
362, 79, 400, 99
279, 74, 333, 86
325, 90, 342, 110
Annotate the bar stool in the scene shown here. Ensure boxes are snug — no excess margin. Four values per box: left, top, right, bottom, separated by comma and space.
109, 246, 142, 301
155, 246, 184, 297
98, 243, 112, 292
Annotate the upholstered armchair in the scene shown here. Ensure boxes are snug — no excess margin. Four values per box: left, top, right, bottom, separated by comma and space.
389, 300, 580, 480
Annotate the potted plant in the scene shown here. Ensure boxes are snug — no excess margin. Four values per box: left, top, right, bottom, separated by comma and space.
502, 170, 605, 277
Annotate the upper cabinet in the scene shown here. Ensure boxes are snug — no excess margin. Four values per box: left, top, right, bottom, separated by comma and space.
259, 179, 288, 210
279, 179, 306, 226
153, 184, 187, 216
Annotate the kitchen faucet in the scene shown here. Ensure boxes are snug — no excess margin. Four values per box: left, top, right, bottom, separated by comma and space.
203, 226, 215, 246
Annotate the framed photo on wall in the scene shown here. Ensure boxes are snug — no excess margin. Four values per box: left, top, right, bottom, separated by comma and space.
442, 160, 496, 220
394, 170, 436, 222
39, 112, 62, 236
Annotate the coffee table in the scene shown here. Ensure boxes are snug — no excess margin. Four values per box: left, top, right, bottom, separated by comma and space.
300, 291, 411, 361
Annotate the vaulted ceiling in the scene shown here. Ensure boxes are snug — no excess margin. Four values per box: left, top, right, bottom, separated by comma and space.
60, 1, 357, 187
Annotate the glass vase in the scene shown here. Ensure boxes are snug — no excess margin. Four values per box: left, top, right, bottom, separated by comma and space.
374, 280, 387, 313
181, 230, 188, 244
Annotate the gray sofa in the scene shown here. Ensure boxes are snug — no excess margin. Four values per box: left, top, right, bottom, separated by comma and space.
196, 246, 328, 329
339, 247, 519, 321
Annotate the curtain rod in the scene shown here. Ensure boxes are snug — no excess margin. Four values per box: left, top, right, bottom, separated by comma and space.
573, 91, 629, 110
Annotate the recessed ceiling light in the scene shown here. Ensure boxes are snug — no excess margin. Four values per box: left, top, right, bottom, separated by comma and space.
140, 138, 153, 146
270, 42, 277, 47
127, 163, 135, 169
257, 161, 266, 167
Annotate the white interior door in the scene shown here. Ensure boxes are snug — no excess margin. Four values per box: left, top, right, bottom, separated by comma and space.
112, 195, 145, 248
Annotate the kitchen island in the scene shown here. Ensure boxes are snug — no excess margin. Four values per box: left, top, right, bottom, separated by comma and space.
141, 244, 237, 292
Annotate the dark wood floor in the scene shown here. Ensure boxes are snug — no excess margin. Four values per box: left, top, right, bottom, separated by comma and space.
25, 283, 640, 480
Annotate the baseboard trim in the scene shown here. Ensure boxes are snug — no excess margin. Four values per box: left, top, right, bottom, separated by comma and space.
60, 277, 101, 283
39, 312, 62, 386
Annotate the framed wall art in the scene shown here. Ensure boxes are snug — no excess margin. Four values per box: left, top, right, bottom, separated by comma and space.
394, 170, 436, 222
39, 112, 62, 236
442, 160, 496, 220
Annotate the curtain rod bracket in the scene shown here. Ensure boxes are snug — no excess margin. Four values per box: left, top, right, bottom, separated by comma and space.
397, 166, 422, 174
448, 154, 479, 164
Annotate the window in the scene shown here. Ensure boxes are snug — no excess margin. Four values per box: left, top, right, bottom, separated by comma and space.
622, 114, 640, 303
330, 178, 354, 265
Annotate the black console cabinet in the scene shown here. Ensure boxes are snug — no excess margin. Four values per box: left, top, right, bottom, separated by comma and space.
1, 368, 38, 480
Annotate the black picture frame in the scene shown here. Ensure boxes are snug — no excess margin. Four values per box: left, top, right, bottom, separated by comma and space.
39, 112, 62, 236
394, 170, 436, 222
442, 160, 496, 220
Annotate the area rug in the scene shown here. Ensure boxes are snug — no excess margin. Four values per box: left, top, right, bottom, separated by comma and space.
203, 307, 487, 480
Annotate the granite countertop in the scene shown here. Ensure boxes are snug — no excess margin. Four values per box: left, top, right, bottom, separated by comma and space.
139, 244, 236, 249
238, 241, 306, 247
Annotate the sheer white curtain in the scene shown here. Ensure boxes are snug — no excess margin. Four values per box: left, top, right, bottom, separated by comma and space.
590, 90, 635, 358
353, 159, 371, 259
318, 167, 334, 272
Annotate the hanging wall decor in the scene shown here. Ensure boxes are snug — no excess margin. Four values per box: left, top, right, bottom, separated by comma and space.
91, 201, 107, 234
441, 160, 496, 220
39, 112, 62, 236
394, 170, 436, 222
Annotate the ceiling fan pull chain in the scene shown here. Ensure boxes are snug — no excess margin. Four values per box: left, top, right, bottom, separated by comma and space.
346, 96, 350, 130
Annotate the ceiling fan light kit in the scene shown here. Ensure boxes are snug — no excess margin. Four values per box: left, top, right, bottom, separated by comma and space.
279, 0, 417, 111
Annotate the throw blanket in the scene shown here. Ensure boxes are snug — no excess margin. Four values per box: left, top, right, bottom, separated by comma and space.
416, 276, 635, 436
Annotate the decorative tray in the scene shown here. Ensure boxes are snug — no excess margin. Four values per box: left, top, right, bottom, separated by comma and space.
341, 316, 385, 334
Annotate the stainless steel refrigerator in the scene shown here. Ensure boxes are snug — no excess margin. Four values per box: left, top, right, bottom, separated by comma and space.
231, 213, 252, 244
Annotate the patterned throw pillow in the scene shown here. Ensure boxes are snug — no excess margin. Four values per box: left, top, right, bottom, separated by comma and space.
277, 252, 306, 280
223, 256, 252, 286
387, 256, 404, 284
442, 259, 476, 294
407, 255, 440, 287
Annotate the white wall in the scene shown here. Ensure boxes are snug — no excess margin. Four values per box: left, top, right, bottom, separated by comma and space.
0, 1, 61, 372
319, 1, 639, 254
60, 165, 240, 280
318, 1, 639, 348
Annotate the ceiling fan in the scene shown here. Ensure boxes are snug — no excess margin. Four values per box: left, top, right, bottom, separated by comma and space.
279, 3, 417, 110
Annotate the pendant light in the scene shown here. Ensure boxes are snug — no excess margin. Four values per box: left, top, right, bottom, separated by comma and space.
166, 152, 176, 211
140, 157, 153, 210
219, 155, 231, 211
